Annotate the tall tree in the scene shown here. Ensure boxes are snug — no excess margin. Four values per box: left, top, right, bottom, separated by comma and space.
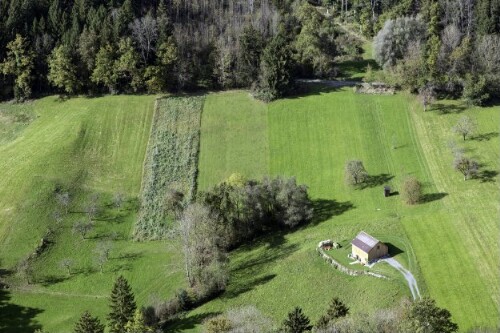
402, 298, 458, 333
74, 311, 105, 333
48, 45, 79, 95
108, 275, 137, 333
91, 44, 117, 93
238, 25, 265, 86
257, 32, 295, 101
0, 34, 35, 100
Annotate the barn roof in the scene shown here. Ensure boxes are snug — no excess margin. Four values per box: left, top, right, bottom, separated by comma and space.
351, 231, 381, 253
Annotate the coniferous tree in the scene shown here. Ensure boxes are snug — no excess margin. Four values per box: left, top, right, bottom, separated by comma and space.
282, 307, 313, 333
316, 297, 349, 329
108, 275, 137, 333
74, 311, 104, 333
257, 32, 295, 102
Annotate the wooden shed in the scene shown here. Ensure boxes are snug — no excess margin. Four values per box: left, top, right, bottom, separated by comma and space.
351, 231, 388, 264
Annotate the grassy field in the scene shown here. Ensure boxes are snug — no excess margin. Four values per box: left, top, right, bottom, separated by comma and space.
198, 91, 269, 190
0, 96, 185, 332
193, 87, 499, 331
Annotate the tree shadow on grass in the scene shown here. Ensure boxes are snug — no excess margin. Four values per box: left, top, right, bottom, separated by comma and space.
476, 170, 499, 183
0, 288, 43, 333
310, 199, 355, 226
432, 103, 467, 115
223, 234, 299, 300
358, 174, 394, 189
166, 312, 222, 332
472, 132, 499, 142
37, 274, 69, 287
420, 192, 448, 203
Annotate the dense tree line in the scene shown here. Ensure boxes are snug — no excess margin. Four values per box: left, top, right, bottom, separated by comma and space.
0, 0, 353, 101
332, 0, 500, 104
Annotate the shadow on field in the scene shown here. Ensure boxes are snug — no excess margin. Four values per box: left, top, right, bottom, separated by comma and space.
224, 234, 299, 299
476, 169, 499, 183
310, 199, 355, 226
0, 271, 43, 333
288, 83, 343, 99
38, 275, 69, 286
472, 132, 499, 142
420, 192, 448, 203
432, 103, 466, 115
358, 173, 394, 189
386, 242, 404, 257
166, 312, 221, 332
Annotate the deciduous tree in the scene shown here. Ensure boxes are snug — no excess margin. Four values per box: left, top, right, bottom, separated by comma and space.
453, 155, 478, 180
0, 34, 35, 100
401, 298, 458, 333
401, 176, 422, 204
345, 160, 368, 185
48, 45, 79, 95
453, 115, 476, 141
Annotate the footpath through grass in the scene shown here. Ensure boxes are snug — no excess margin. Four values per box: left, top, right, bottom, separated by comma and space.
0, 96, 185, 332
195, 88, 499, 331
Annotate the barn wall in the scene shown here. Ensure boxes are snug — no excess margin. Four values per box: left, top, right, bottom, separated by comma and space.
368, 242, 388, 261
352, 245, 369, 263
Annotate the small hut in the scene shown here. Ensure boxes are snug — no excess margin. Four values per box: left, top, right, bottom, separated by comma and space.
351, 231, 388, 264
384, 186, 391, 197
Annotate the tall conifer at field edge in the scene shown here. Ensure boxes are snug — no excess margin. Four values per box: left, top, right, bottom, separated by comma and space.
108, 275, 136, 333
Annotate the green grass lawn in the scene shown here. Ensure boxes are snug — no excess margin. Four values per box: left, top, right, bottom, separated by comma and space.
0, 96, 185, 332
198, 91, 269, 190
194, 88, 499, 331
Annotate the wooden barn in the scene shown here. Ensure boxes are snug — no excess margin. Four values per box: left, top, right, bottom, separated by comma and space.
351, 231, 388, 264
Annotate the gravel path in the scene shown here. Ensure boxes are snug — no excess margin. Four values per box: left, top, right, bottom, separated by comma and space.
381, 257, 421, 300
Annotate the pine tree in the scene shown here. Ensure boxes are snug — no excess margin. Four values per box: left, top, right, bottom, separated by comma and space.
108, 275, 137, 333
316, 297, 349, 329
282, 307, 313, 333
74, 311, 104, 333
257, 32, 295, 101
124, 309, 153, 333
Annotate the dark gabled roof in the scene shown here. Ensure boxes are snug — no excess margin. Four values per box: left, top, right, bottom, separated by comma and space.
351, 231, 381, 253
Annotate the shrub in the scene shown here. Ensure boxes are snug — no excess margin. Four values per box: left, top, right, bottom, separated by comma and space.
401, 176, 422, 205
205, 316, 232, 333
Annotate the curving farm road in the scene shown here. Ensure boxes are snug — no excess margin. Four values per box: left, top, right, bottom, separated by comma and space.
381, 257, 421, 300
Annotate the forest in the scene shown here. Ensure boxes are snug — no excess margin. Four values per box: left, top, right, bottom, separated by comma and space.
1, 0, 498, 103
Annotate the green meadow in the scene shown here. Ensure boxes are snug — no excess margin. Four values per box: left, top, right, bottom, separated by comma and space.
0, 85, 498, 332
194, 88, 499, 331
0, 96, 185, 332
